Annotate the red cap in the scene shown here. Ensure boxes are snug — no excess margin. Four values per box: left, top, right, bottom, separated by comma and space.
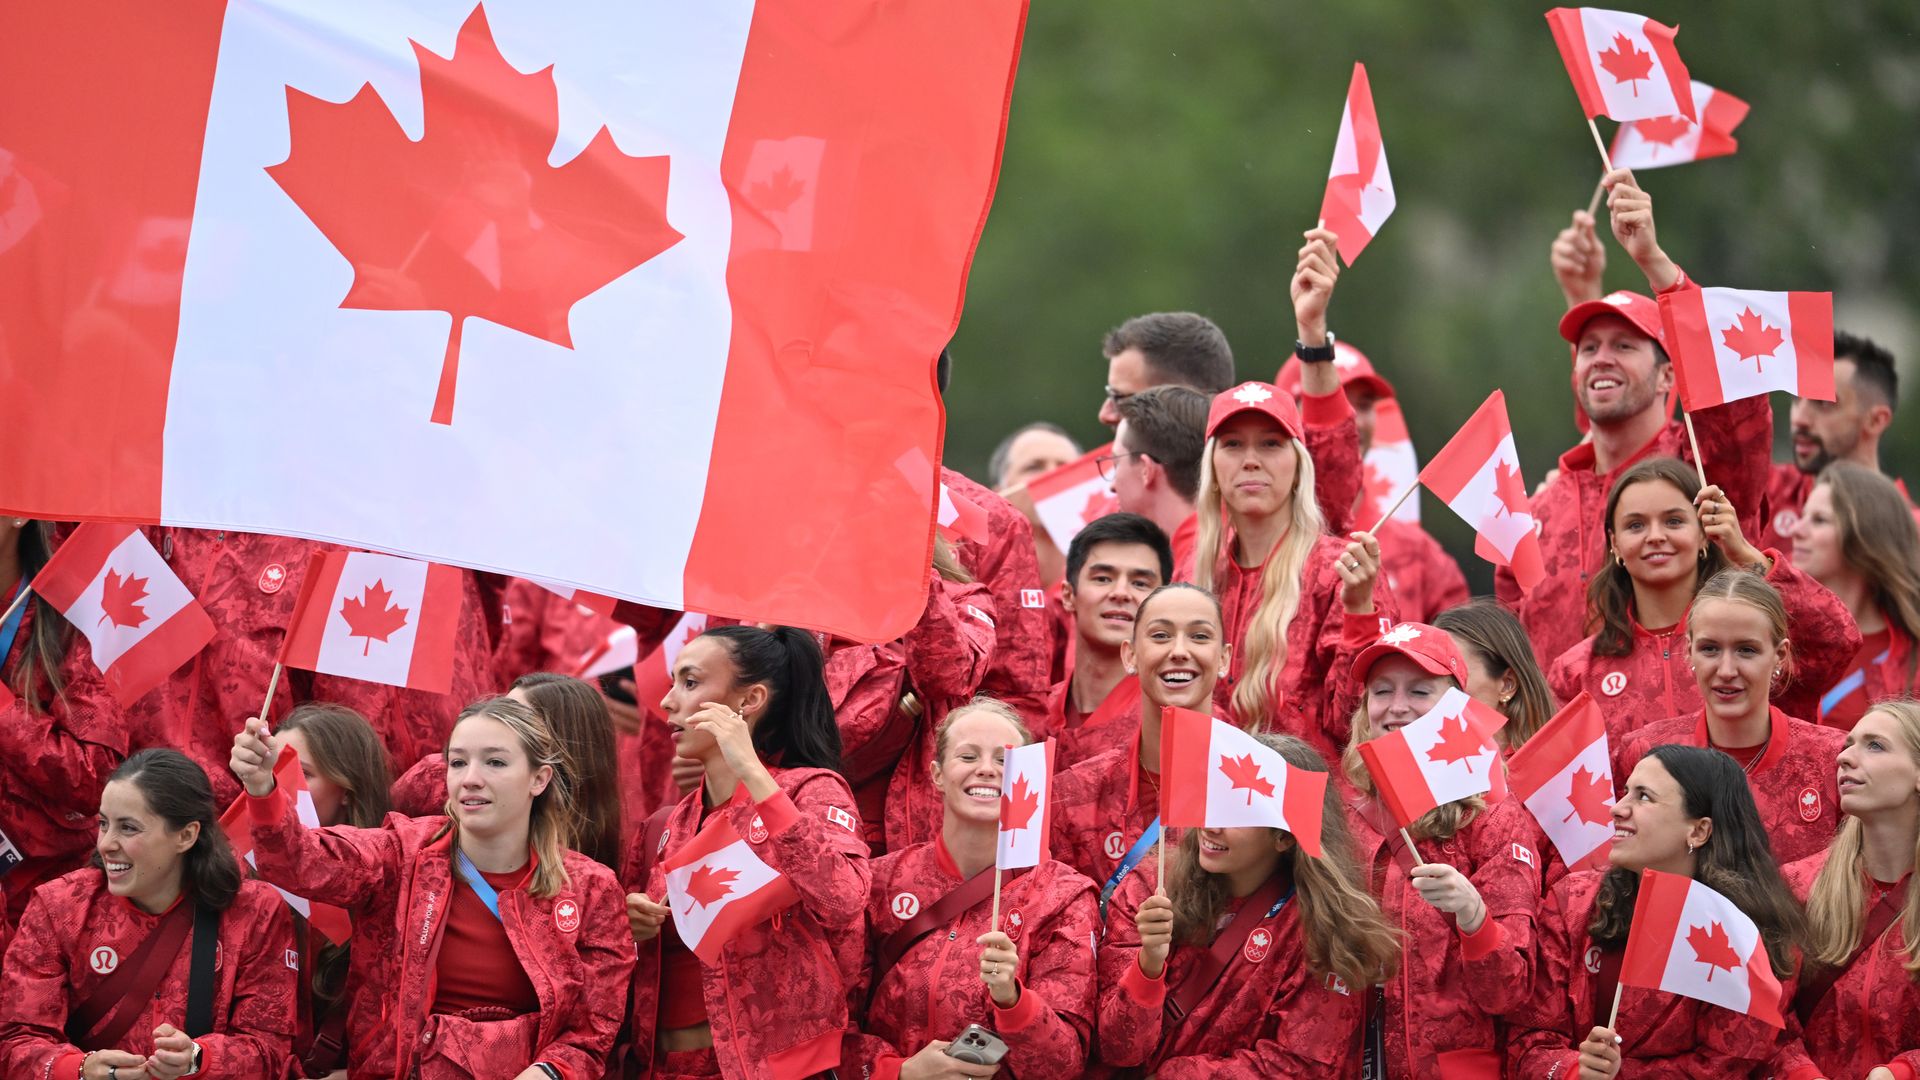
1557, 290, 1665, 348
1274, 340, 1395, 401
1350, 622, 1469, 686
1206, 382, 1303, 441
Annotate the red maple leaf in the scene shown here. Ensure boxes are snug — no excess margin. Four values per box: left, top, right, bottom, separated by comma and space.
1080, 488, 1118, 525
339, 580, 411, 656
1426, 715, 1490, 774
266, 5, 684, 425
1719, 308, 1785, 375
1686, 921, 1742, 982
1000, 774, 1040, 833
681, 863, 741, 911
749, 165, 807, 214
1633, 115, 1694, 150
1492, 459, 1528, 518
1596, 34, 1655, 97
98, 569, 151, 630
1219, 753, 1276, 805
1562, 766, 1613, 825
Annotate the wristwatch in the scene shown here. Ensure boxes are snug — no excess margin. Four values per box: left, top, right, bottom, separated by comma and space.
1294, 330, 1337, 363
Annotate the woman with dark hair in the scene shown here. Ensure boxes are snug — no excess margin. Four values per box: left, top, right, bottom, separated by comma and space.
1548, 456, 1857, 737
0, 749, 297, 1079
232, 696, 633, 1080
1434, 598, 1558, 752
620, 625, 870, 1078
1511, 744, 1805, 1075
1789, 462, 1920, 727
1098, 733, 1398, 1074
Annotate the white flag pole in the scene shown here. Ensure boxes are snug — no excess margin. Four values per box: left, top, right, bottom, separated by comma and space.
0, 580, 31, 631
1586, 117, 1615, 173
1369, 480, 1420, 534
257, 662, 284, 731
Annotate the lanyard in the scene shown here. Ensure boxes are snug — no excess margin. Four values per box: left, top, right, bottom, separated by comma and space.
0, 576, 30, 674
453, 850, 504, 922
1100, 817, 1161, 918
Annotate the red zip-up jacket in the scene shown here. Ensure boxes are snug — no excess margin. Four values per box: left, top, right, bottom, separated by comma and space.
492, 577, 619, 686
879, 580, 996, 853
1496, 395, 1773, 668
1348, 796, 1546, 1080
1771, 850, 1920, 1080
1096, 862, 1363, 1077
940, 469, 1051, 726
0, 871, 297, 1080
624, 767, 870, 1080
1376, 518, 1471, 624
845, 839, 1097, 1079
244, 791, 633, 1080
1616, 708, 1846, 868
1043, 673, 1142, 771
1547, 551, 1860, 740
1508, 870, 1790, 1077
1049, 726, 1173, 894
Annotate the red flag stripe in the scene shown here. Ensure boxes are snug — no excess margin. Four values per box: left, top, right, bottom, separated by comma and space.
1354, 734, 1439, 828
1544, 9, 1607, 120
102, 602, 216, 704
1620, 866, 1691, 987
1281, 766, 1326, 859
1788, 292, 1837, 400
1159, 706, 1212, 826
1417, 391, 1512, 504
406, 563, 463, 692
278, 551, 347, 674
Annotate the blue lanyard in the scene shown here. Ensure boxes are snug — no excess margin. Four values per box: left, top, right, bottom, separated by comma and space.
0, 576, 30, 676
1100, 817, 1162, 918
453, 850, 504, 922
1264, 887, 1295, 919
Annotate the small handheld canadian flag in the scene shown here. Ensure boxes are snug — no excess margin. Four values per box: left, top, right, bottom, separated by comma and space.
1027, 445, 1119, 551
632, 612, 711, 723
937, 483, 991, 546
219, 743, 354, 945
1610, 80, 1749, 171
1660, 288, 1835, 411
663, 812, 798, 964
1620, 868, 1786, 1028
1419, 391, 1546, 591
1354, 688, 1508, 828
31, 524, 216, 704
1506, 692, 1615, 872
1319, 62, 1395, 266
1545, 8, 1696, 124
996, 738, 1055, 871
1363, 397, 1420, 525
1160, 707, 1328, 857
278, 550, 462, 694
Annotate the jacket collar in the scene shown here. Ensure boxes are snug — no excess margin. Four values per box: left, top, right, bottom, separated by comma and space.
1690, 705, 1792, 774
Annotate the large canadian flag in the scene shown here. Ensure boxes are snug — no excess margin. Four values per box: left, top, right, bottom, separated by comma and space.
1362, 396, 1420, 527
1610, 80, 1749, 170
1318, 62, 1394, 266
1028, 445, 1119, 551
219, 743, 355, 945
1160, 707, 1328, 856
1354, 687, 1507, 827
1545, 8, 1696, 124
996, 738, 1054, 871
1661, 288, 1835, 411
663, 812, 797, 964
1621, 868, 1786, 1027
279, 550, 463, 693
31, 524, 216, 704
0, 2, 1027, 643
1420, 391, 1546, 591
1506, 692, 1614, 872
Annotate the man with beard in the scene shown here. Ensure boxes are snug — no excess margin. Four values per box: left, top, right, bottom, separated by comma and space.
1498, 169, 1772, 666
1758, 333, 1915, 548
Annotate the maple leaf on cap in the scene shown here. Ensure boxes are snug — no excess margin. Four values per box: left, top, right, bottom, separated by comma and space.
267, 4, 684, 425
1597, 33, 1655, 97
339, 580, 410, 656
1379, 623, 1422, 647
682, 863, 741, 911
1562, 765, 1613, 825
1634, 115, 1694, 150
1426, 715, 1490, 773
1232, 384, 1273, 405
1000, 774, 1040, 833
98, 569, 152, 630
1219, 753, 1276, 805
1719, 308, 1784, 374
1686, 921, 1742, 982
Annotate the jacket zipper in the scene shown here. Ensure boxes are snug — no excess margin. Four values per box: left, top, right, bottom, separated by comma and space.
927, 926, 961, 1025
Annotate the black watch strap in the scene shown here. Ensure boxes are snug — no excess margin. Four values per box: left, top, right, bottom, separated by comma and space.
534, 1064, 561, 1080
1295, 330, 1337, 363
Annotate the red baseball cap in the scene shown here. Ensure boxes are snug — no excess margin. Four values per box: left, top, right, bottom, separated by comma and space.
1206, 381, 1303, 441
1274, 340, 1395, 401
1557, 290, 1666, 348
1350, 622, 1469, 686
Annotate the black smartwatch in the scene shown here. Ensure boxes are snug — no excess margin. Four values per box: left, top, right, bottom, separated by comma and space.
1294, 330, 1337, 363
533, 1064, 562, 1080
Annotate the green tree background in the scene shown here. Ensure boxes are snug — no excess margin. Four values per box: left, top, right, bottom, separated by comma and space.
943, 2, 1920, 593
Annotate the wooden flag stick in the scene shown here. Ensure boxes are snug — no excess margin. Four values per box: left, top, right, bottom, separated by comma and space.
1681, 411, 1709, 488
1587, 174, 1606, 218
1369, 480, 1420, 534
1605, 980, 1626, 1030
258, 662, 284, 730
1586, 116, 1615, 173
0, 580, 31, 630
1399, 827, 1425, 865
989, 867, 1003, 934
1157, 832, 1167, 893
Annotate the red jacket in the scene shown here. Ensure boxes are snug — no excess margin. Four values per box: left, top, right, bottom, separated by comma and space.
1048, 728, 1171, 893
1509, 870, 1790, 1077
1546, 551, 1859, 739
846, 839, 1097, 1079
1771, 850, 1920, 1080
1818, 621, 1917, 730
1375, 518, 1471, 624
879, 580, 996, 853
624, 768, 870, 1080
245, 791, 633, 1080
1043, 673, 1142, 771
1616, 708, 1846, 868
940, 469, 1051, 726
1495, 394, 1773, 668
1303, 388, 1366, 538
821, 640, 910, 850
1348, 796, 1546, 1080
0, 871, 297, 1080
491, 578, 618, 686
1096, 862, 1363, 1077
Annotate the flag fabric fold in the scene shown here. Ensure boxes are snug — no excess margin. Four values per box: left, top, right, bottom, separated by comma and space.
1419, 391, 1546, 591
1661, 287, 1836, 411
278, 550, 462, 694
1545, 7, 1696, 123
30, 524, 215, 704
937, 483, 992, 546
1319, 62, 1395, 266
1354, 689, 1507, 828
1621, 868, 1786, 1027
663, 812, 798, 964
996, 738, 1055, 871
1027, 445, 1119, 551
1609, 80, 1749, 170
1159, 707, 1328, 857
219, 743, 355, 946
1506, 692, 1615, 871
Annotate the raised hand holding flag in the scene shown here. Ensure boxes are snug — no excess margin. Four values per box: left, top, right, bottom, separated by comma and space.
219, 740, 354, 945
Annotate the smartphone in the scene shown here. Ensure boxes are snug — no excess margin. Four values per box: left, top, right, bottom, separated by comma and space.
944, 1024, 1009, 1066
597, 666, 638, 705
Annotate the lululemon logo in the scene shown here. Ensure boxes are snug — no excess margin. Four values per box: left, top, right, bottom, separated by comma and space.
89, 946, 119, 975
1600, 672, 1628, 697
891, 892, 920, 920
1584, 945, 1603, 974
1103, 832, 1127, 861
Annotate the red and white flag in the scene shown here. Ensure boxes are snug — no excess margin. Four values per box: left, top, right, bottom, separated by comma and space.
1506, 692, 1614, 872
1362, 396, 1420, 526
1621, 868, 1786, 1028
574, 624, 639, 680
1661, 288, 1836, 411
996, 738, 1054, 871
1028, 445, 1119, 551
529, 579, 617, 618
31, 524, 215, 704
663, 812, 797, 964
219, 744, 355, 946
1319, 62, 1394, 266
632, 611, 711, 722
1354, 688, 1507, 828
1610, 80, 1749, 170
279, 550, 462, 694
0, 3, 1026, 644
1160, 707, 1328, 857
1545, 8, 1696, 124
937, 483, 991, 546
1419, 391, 1546, 591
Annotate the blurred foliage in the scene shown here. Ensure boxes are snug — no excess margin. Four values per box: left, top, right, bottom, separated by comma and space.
944, 1, 1920, 593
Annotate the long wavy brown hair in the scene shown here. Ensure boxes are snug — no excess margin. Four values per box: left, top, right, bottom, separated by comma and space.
1586, 457, 1731, 657
435, 696, 577, 899
1434, 599, 1557, 750
1803, 700, 1920, 977
512, 673, 623, 873
1818, 462, 1920, 694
